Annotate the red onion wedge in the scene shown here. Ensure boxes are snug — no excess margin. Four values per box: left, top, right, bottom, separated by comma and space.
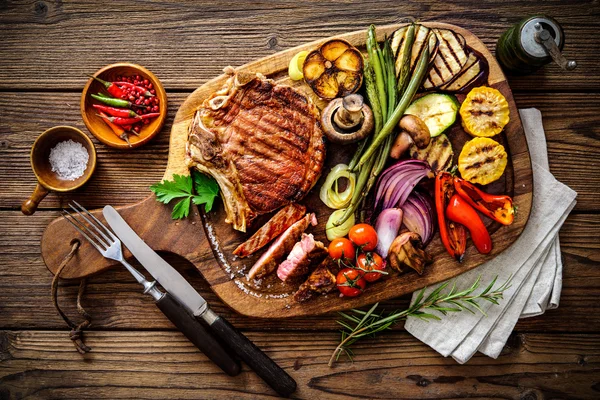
401, 191, 435, 246
375, 208, 403, 258
375, 160, 433, 210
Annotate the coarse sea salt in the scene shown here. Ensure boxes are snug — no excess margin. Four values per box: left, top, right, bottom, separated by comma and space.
48, 139, 89, 181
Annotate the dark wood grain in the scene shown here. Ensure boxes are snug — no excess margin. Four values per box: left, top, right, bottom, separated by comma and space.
0, 1, 597, 91
1, 93, 598, 211
1, 1, 599, 397
1, 330, 599, 399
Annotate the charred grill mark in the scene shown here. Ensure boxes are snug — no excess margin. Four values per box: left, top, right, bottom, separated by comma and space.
464, 156, 499, 170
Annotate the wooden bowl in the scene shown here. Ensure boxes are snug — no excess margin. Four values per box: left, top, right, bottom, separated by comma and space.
80, 63, 167, 149
21, 126, 97, 215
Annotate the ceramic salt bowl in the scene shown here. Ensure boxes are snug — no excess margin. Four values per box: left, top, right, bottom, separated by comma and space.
21, 126, 97, 215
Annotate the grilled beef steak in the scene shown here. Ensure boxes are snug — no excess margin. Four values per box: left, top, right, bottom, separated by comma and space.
294, 258, 337, 302
186, 69, 326, 232
233, 203, 306, 258
277, 233, 327, 282
247, 213, 317, 280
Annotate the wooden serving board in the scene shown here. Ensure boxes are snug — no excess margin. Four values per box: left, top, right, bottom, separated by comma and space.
41, 22, 532, 318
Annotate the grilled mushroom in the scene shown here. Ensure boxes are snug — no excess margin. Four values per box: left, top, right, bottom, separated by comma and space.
321, 94, 374, 144
387, 231, 432, 275
390, 115, 431, 159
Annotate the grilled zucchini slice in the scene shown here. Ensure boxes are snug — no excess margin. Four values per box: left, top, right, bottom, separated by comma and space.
458, 137, 507, 185
409, 133, 453, 174
460, 86, 510, 137
405, 93, 459, 137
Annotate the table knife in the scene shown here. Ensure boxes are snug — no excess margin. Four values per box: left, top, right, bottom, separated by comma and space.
103, 205, 297, 398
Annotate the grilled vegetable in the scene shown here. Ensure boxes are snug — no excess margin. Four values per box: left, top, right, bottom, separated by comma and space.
458, 137, 508, 185
440, 50, 489, 93
435, 172, 467, 261
454, 177, 515, 225
391, 24, 439, 78
389, 115, 431, 159
409, 133, 453, 174
303, 39, 363, 100
288, 51, 309, 81
446, 194, 492, 254
405, 93, 459, 137
460, 86, 510, 137
423, 28, 469, 89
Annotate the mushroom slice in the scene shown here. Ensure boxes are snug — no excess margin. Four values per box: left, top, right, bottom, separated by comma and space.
303, 39, 364, 100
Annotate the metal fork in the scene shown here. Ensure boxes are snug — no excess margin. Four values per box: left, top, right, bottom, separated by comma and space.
61, 201, 241, 376
62, 200, 162, 300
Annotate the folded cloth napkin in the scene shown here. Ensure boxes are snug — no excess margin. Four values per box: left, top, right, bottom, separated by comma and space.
404, 108, 577, 364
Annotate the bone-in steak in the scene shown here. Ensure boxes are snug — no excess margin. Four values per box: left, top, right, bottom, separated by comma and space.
186, 70, 326, 232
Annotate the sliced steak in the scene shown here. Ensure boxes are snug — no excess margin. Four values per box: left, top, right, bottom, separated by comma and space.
277, 233, 327, 282
186, 69, 326, 232
247, 213, 317, 280
294, 258, 337, 302
233, 203, 306, 258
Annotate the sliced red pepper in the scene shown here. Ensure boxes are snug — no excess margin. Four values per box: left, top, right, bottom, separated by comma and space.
454, 177, 515, 225
435, 172, 467, 261
446, 194, 492, 254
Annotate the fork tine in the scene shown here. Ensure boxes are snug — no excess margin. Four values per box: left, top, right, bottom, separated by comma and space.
72, 200, 120, 242
61, 211, 106, 253
68, 202, 112, 248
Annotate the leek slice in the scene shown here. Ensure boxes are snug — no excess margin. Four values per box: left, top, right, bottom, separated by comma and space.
326, 209, 355, 241
319, 164, 356, 209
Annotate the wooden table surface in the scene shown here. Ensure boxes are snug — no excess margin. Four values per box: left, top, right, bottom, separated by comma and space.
1, 1, 599, 399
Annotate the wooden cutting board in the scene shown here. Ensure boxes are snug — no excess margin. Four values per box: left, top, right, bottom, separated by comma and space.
41, 22, 532, 318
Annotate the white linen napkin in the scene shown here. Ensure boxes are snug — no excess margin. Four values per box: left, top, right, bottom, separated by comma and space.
404, 108, 577, 363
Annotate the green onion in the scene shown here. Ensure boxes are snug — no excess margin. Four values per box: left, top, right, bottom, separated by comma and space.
319, 164, 356, 209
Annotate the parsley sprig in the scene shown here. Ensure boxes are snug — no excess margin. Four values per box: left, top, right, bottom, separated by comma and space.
150, 171, 219, 219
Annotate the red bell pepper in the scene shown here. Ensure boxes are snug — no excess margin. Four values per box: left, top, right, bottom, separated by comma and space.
435, 172, 467, 261
446, 194, 492, 254
454, 177, 515, 225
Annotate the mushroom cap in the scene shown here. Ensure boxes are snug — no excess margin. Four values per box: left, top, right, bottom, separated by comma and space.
399, 115, 431, 149
321, 97, 374, 144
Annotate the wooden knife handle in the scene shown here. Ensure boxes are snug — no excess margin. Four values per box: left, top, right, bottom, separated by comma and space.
209, 314, 297, 397
155, 293, 241, 377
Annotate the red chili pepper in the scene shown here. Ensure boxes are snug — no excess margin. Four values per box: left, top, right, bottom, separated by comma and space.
446, 194, 492, 254
140, 112, 161, 120
88, 75, 127, 99
92, 104, 139, 118
98, 111, 131, 147
115, 81, 155, 97
435, 172, 467, 261
96, 113, 140, 126
453, 177, 515, 225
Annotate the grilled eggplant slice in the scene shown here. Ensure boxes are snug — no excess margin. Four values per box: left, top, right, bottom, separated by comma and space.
424, 28, 469, 89
440, 50, 489, 93
410, 133, 454, 174
392, 24, 439, 78
458, 137, 507, 185
303, 39, 363, 100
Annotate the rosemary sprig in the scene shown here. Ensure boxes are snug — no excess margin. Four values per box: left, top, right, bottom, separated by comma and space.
329, 275, 512, 367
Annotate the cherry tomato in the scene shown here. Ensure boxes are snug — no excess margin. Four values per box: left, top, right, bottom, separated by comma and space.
357, 252, 386, 282
336, 268, 367, 297
328, 238, 356, 261
349, 223, 378, 251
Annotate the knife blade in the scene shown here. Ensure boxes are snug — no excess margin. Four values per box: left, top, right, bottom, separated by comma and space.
103, 205, 207, 316
103, 205, 297, 397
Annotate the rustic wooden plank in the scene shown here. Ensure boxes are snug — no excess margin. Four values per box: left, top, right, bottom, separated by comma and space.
1, 211, 598, 331
1, 330, 599, 399
1, 92, 599, 211
0, 1, 597, 92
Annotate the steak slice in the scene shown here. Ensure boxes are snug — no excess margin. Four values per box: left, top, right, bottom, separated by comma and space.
294, 258, 337, 302
277, 233, 327, 282
186, 69, 326, 232
233, 203, 306, 258
247, 213, 317, 280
